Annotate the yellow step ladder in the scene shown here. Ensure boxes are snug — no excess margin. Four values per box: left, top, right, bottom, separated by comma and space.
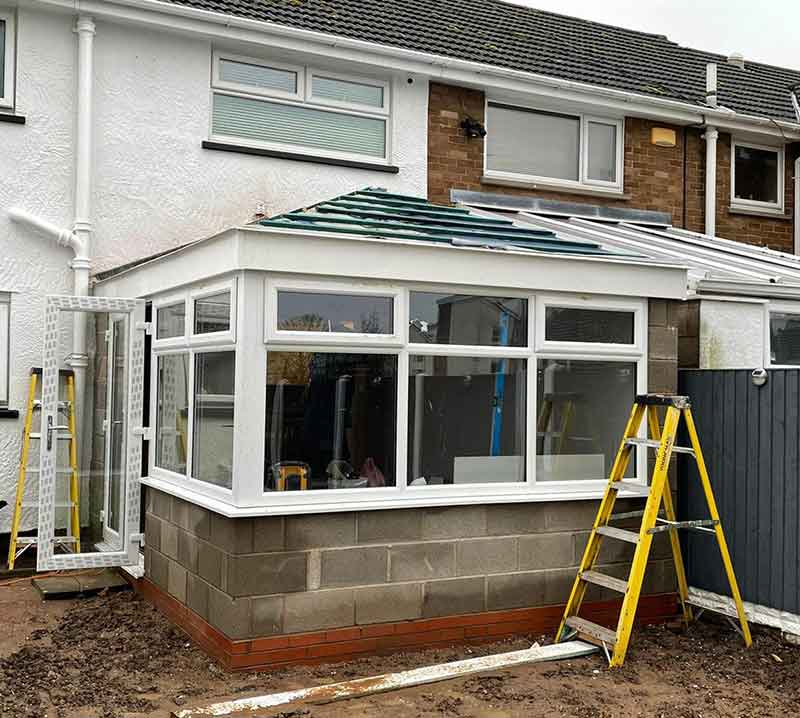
7, 368, 81, 569
555, 393, 751, 667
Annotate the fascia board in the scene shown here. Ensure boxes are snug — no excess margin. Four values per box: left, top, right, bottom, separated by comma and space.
697, 278, 800, 300
24, 0, 800, 140
238, 226, 689, 300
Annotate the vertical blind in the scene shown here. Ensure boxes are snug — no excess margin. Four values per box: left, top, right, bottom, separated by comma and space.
311, 75, 384, 108
218, 58, 297, 95
212, 92, 387, 158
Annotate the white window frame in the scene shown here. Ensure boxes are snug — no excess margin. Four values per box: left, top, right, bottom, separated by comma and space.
483, 100, 624, 193
0, 292, 9, 406
266, 277, 403, 347
764, 301, 800, 368
149, 277, 238, 502
0, 9, 15, 109
210, 52, 392, 164
730, 139, 785, 213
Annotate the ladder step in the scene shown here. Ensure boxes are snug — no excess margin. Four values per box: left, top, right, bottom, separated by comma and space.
16, 536, 78, 546
624, 437, 695, 456
581, 570, 628, 594
595, 525, 640, 544
28, 433, 73, 440
611, 480, 650, 495
24, 468, 75, 475
21, 502, 76, 509
31, 400, 72, 409
648, 518, 720, 534
565, 616, 617, 646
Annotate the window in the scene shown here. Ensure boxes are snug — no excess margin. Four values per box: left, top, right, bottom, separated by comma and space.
536, 359, 636, 482
155, 354, 189, 474
731, 140, 784, 211
485, 102, 623, 191
0, 9, 15, 109
194, 291, 231, 335
156, 302, 185, 340
0, 293, 9, 406
769, 311, 800, 365
545, 307, 634, 345
408, 356, 526, 485
409, 292, 527, 347
211, 52, 390, 162
265, 352, 397, 491
193, 351, 235, 489
277, 291, 393, 334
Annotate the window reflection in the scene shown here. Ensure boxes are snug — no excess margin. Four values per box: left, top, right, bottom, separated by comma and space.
277, 291, 393, 334
265, 352, 397, 490
193, 351, 235, 488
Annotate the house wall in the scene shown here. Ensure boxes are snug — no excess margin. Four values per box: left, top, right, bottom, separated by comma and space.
699, 299, 766, 369
0, 8, 427, 533
428, 83, 797, 253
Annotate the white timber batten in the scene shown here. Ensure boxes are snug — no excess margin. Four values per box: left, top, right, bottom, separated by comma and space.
93, 227, 690, 301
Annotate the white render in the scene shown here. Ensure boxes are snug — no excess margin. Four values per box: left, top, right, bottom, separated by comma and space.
0, 6, 427, 532
699, 299, 766, 370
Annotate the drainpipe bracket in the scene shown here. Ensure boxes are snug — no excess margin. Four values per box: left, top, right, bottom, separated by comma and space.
65, 353, 89, 369
69, 256, 91, 271
74, 16, 96, 35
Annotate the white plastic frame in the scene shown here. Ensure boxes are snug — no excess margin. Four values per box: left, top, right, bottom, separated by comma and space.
0, 9, 15, 109
212, 50, 304, 101
37, 295, 145, 570
730, 139, 785, 213
306, 67, 390, 114
190, 278, 237, 345
483, 99, 625, 193
0, 292, 9, 405
764, 300, 800, 368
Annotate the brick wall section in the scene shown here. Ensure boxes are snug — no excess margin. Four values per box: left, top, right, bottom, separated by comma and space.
144, 490, 675, 642
428, 82, 797, 252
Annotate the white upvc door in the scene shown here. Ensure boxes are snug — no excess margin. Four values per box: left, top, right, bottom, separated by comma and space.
36, 295, 146, 570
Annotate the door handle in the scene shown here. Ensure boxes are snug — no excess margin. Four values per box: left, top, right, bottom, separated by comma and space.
46, 415, 70, 450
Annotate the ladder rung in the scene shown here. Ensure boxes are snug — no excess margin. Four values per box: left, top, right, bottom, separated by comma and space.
24, 468, 75, 475
581, 570, 628, 594
648, 518, 719, 534
21, 502, 76, 509
16, 536, 78, 546
624, 438, 695, 456
28, 433, 73, 440
611, 480, 650, 494
595, 525, 640, 544
564, 616, 617, 646
31, 400, 71, 409
610, 509, 665, 521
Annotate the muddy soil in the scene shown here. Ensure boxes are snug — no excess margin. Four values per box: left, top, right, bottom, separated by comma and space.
0, 582, 798, 718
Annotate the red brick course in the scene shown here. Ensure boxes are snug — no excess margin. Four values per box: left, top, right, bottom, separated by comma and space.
427, 82, 797, 252
136, 577, 678, 672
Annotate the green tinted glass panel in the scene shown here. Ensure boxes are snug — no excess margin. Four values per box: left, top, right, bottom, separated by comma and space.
219, 58, 297, 94
212, 93, 386, 158
312, 75, 384, 107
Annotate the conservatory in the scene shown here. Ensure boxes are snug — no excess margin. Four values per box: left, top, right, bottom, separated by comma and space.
85, 189, 688, 664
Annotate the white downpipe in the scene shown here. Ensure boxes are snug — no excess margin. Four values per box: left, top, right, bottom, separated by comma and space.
703, 126, 719, 237
794, 156, 800, 255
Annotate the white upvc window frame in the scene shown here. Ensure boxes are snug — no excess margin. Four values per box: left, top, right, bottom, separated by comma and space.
764, 300, 800, 368
209, 51, 392, 164
0, 292, 9, 406
730, 139, 785, 213
483, 100, 624, 193
149, 277, 238, 503
0, 8, 15, 109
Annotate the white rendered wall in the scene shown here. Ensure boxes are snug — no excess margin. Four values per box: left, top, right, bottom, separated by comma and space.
699, 299, 766, 369
0, 8, 428, 532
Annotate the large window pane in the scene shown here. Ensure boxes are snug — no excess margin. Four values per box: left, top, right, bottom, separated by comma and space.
486, 104, 580, 180
587, 121, 617, 183
312, 75, 384, 108
278, 291, 393, 334
193, 352, 235, 489
155, 354, 189, 474
734, 145, 779, 204
219, 58, 297, 95
545, 307, 634, 344
770, 312, 800, 365
156, 302, 185, 339
212, 93, 387, 158
410, 293, 527, 347
537, 359, 635, 481
265, 352, 397, 491
194, 291, 231, 334
408, 356, 526, 485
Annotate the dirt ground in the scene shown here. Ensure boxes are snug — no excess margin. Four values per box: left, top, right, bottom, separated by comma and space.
0, 580, 799, 718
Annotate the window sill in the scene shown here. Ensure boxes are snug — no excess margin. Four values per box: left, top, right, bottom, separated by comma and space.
0, 113, 25, 125
481, 175, 629, 199
140, 474, 648, 518
202, 140, 399, 173
0, 408, 20, 419
728, 205, 791, 221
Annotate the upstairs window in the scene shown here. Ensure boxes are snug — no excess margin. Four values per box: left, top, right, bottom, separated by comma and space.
731, 140, 784, 211
0, 9, 16, 109
0, 293, 9, 406
211, 52, 390, 162
485, 102, 623, 191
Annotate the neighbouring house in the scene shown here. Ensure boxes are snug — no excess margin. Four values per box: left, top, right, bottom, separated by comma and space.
3, 0, 800, 666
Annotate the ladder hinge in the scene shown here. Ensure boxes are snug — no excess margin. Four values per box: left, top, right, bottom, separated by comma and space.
136, 321, 153, 335
132, 426, 153, 441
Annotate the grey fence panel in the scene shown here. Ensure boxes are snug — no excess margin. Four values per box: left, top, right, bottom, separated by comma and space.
678, 369, 800, 615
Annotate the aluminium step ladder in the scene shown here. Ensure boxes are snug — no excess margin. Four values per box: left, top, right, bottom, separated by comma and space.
7, 368, 81, 569
555, 393, 751, 667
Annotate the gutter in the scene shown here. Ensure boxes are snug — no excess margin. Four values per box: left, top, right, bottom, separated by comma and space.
25, 0, 800, 139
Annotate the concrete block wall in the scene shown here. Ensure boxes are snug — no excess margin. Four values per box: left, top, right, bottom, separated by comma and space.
144, 491, 676, 641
